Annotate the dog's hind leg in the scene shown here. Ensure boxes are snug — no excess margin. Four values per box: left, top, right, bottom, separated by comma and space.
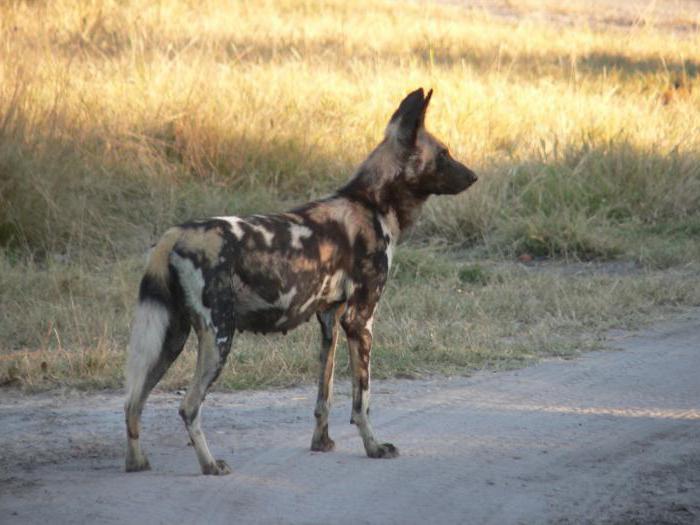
125, 302, 190, 472
310, 304, 344, 452
342, 305, 399, 459
179, 320, 233, 475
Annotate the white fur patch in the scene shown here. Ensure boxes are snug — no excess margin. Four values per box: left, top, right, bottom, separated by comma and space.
379, 213, 398, 270
232, 274, 271, 312
289, 224, 312, 249
356, 388, 375, 443
250, 223, 274, 246
170, 253, 212, 327
215, 216, 244, 239
216, 216, 275, 246
327, 270, 346, 300
385, 240, 394, 270
361, 388, 371, 411
298, 297, 315, 314
343, 277, 356, 299
218, 216, 275, 245
276, 286, 297, 309
125, 300, 170, 399
299, 275, 330, 313
384, 120, 401, 142
232, 274, 297, 314
299, 270, 351, 314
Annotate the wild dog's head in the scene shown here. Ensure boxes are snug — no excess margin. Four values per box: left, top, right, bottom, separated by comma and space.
385, 88, 477, 196
340, 88, 477, 231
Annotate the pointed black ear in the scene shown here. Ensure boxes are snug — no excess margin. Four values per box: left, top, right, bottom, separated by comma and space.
385, 88, 432, 148
421, 89, 433, 126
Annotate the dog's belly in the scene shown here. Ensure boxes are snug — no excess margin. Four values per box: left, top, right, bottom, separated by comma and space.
235, 305, 315, 334
228, 268, 350, 334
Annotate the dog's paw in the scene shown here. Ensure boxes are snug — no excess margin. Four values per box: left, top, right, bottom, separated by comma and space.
367, 442, 399, 459
125, 454, 151, 472
311, 436, 336, 452
202, 459, 231, 476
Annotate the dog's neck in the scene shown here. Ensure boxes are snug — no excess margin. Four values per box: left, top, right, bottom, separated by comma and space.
338, 163, 426, 237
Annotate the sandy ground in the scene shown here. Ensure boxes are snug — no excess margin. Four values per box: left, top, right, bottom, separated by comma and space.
437, 0, 700, 33
1, 310, 699, 524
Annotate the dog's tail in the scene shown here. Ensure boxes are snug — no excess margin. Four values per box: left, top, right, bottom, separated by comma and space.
125, 227, 182, 406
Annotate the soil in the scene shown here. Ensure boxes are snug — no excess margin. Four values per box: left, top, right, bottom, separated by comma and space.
1, 310, 699, 524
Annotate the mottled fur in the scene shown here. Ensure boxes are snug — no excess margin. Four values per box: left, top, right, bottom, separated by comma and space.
124, 88, 477, 475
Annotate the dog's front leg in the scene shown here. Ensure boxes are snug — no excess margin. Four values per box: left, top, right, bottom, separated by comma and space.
342, 306, 399, 459
311, 304, 344, 452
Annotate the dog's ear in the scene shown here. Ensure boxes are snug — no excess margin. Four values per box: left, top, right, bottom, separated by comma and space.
385, 88, 433, 149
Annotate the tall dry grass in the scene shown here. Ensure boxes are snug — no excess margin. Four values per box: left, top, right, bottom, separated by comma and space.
1, 0, 699, 389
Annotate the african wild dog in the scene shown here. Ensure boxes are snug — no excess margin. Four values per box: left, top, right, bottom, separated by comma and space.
124, 88, 477, 475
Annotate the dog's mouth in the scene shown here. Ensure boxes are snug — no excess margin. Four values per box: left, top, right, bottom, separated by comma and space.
464, 168, 478, 186
439, 165, 478, 195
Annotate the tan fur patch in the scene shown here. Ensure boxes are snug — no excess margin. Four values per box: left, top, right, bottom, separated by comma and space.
380, 210, 400, 240
282, 213, 304, 223
240, 251, 318, 277
356, 142, 401, 194
374, 144, 400, 179
146, 227, 182, 286
240, 251, 281, 279
368, 142, 399, 178
308, 199, 378, 251
416, 130, 443, 172
179, 227, 224, 265
319, 242, 335, 264
291, 256, 319, 273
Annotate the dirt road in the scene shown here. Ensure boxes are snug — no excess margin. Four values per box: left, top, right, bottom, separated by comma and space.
1, 310, 699, 524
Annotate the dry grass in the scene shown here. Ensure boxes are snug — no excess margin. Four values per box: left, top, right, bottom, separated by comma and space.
3, 246, 699, 391
1, 0, 699, 390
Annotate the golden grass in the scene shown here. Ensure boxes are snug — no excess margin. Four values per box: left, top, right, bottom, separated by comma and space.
1, 0, 699, 389
2, 1, 699, 252
3, 0, 699, 175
